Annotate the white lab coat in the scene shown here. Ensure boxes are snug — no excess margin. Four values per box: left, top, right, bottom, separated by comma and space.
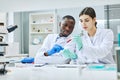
69, 29, 115, 64
34, 34, 72, 64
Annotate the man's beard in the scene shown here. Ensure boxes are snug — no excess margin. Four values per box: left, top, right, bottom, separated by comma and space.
59, 33, 68, 37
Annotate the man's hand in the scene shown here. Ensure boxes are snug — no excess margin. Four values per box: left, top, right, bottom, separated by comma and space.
62, 49, 78, 60
44, 44, 64, 56
73, 35, 83, 50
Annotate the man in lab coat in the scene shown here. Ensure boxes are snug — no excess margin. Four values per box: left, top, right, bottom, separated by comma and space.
34, 15, 75, 64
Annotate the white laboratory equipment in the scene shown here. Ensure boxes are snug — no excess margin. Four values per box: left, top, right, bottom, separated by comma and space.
0, 24, 18, 56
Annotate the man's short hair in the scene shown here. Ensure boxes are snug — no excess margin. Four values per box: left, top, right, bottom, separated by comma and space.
62, 15, 75, 23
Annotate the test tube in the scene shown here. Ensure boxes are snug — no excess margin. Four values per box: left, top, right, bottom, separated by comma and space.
67, 30, 84, 43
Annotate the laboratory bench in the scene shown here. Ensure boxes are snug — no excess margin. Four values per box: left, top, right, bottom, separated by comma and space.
0, 63, 117, 80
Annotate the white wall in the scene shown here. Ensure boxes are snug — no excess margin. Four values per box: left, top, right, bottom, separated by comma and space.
0, 0, 120, 12
7, 12, 14, 42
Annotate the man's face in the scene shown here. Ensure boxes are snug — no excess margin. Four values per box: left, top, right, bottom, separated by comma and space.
60, 18, 75, 37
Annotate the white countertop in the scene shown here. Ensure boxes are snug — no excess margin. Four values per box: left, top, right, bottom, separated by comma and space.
0, 64, 117, 80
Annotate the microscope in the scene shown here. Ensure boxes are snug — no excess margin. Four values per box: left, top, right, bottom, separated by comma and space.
0, 23, 18, 75
0, 61, 9, 75
0, 23, 18, 55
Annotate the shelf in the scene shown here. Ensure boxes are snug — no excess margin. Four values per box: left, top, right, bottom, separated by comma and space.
29, 11, 56, 57
31, 22, 54, 25
30, 32, 53, 34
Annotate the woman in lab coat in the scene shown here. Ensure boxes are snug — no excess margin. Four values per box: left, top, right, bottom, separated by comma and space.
70, 7, 114, 64
34, 15, 75, 64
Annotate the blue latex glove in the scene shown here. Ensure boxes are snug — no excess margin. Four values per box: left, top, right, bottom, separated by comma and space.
47, 44, 64, 56
73, 35, 83, 50
62, 49, 78, 60
21, 57, 34, 63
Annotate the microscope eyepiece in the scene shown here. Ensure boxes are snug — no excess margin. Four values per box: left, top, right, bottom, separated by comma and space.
7, 25, 18, 33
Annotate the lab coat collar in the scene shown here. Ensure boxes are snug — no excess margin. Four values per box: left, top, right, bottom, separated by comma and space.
83, 29, 101, 45
94, 28, 101, 37
93, 29, 102, 40
57, 34, 72, 39
84, 29, 101, 38
55, 34, 71, 42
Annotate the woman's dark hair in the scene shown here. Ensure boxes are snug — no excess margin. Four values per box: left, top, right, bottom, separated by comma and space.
79, 7, 97, 26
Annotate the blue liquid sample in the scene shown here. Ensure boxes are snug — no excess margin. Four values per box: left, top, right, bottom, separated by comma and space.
88, 64, 105, 70
118, 33, 120, 46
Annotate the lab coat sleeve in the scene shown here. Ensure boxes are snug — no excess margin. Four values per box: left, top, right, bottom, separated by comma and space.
82, 29, 114, 59
34, 34, 52, 64
64, 41, 76, 52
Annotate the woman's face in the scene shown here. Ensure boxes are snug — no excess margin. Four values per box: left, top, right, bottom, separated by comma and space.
79, 14, 96, 32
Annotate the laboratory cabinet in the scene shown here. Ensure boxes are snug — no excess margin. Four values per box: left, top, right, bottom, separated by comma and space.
29, 12, 57, 57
